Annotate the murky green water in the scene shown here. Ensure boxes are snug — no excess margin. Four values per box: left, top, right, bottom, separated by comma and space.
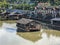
0, 20, 60, 45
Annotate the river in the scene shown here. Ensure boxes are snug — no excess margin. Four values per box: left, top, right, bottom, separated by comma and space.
0, 21, 60, 45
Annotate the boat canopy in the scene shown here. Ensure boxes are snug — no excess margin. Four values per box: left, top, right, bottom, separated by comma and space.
51, 18, 60, 21
17, 18, 34, 24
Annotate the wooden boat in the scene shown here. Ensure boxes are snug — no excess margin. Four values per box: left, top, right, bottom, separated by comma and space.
51, 18, 60, 30
16, 18, 41, 32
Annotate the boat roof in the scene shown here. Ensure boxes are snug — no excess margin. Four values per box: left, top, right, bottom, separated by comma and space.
51, 18, 60, 21
9, 11, 19, 15
6, 9, 29, 13
1, 12, 6, 14
17, 18, 34, 24
8, 9, 30, 15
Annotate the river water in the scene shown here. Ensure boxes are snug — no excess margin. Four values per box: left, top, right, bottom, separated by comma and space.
0, 23, 60, 45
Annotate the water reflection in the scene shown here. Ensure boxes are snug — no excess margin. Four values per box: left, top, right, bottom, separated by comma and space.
35, 32, 60, 45
0, 23, 34, 45
0, 23, 60, 45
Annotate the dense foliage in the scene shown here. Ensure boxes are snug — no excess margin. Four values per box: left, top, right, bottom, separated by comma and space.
0, 0, 9, 8
0, 0, 60, 10
12, 3, 35, 10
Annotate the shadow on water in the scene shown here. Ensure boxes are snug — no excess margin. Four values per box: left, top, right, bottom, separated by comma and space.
17, 29, 40, 32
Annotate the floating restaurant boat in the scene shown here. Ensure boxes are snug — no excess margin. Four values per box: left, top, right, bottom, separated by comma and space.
7, 11, 23, 20
50, 18, 60, 30
16, 18, 41, 32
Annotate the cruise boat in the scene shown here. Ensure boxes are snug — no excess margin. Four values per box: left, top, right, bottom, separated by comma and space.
51, 18, 60, 30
